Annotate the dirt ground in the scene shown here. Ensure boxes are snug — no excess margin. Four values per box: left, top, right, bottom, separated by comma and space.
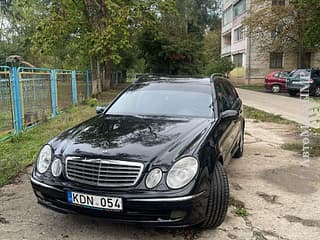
0, 119, 319, 240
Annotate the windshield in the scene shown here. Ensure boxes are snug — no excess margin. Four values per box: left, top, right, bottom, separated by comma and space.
107, 82, 213, 118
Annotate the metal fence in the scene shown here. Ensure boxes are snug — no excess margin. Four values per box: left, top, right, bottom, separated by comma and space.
0, 66, 91, 140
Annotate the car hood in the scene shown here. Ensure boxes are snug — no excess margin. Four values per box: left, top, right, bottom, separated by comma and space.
49, 114, 214, 168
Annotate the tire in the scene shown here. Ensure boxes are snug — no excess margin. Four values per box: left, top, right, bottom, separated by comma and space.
233, 128, 244, 158
312, 86, 320, 97
288, 90, 298, 96
201, 161, 229, 229
271, 84, 281, 93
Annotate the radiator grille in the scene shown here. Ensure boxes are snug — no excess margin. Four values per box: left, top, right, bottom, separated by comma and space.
65, 157, 144, 187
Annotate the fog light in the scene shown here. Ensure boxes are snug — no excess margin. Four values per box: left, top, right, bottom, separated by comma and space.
51, 158, 62, 177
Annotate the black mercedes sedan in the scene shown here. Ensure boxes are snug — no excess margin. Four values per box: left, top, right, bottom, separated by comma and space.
31, 74, 244, 228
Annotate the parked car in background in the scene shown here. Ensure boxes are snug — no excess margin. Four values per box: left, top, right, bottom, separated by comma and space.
31, 74, 245, 228
264, 71, 289, 93
287, 69, 320, 97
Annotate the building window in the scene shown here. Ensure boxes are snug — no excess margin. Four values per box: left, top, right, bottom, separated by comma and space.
234, 27, 244, 42
233, 54, 243, 67
224, 56, 232, 62
270, 52, 283, 68
234, 0, 246, 18
223, 6, 233, 26
272, 0, 285, 6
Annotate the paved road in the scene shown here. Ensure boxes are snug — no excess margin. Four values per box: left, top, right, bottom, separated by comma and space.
1, 120, 320, 240
237, 88, 320, 128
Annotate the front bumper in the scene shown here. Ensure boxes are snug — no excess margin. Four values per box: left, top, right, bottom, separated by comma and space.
31, 177, 208, 227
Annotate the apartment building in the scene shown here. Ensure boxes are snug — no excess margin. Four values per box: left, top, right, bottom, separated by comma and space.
221, 0, 320, 84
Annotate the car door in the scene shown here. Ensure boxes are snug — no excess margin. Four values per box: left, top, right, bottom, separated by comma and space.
214, 80, 235, 164
311, 70, 320, 96
221, 80, 242, 160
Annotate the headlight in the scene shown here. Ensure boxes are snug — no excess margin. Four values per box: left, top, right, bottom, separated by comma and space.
51, 158, 62, 177
166, 157, 198, 189
146, 168, 162, 189
36, 145, 52, 174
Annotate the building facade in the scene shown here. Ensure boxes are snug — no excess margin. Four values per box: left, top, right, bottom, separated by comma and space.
221, 0, 320, 84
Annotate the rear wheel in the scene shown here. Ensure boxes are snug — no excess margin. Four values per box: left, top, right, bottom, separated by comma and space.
271, 84, 281, 93
288, 90, 298, 96
312, 86, 320, 97
201, 161, 229, 229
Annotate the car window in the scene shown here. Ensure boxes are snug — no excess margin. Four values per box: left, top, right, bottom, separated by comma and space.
273, 73, 279, 78
290, 69, 310, 79
279, 72, 288, 78
215, 81, 232, 113
222, 81, 238, 107
107, 82, 213, 118
312, 70, 320, 78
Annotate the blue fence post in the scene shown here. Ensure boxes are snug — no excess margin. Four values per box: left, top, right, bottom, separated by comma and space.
50, 69, 58, 117
10, 67, 23, 134
86, 70, 90, 98
71, 70, 77, 106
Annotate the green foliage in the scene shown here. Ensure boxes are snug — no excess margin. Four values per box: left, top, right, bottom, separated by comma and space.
1, 0, 221, 77
206, 58, 235, 76
244, 0, 320, 68
234, 207, 250, 217
138, 0, 221, 75
86, 98, 98, 107
30, 0, 175, 69
244, 105, 296, 125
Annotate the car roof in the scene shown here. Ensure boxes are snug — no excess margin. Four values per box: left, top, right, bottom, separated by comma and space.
135, 75, 211, 85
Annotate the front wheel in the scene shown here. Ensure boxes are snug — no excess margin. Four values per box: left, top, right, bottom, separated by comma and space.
201, 161, 229, 229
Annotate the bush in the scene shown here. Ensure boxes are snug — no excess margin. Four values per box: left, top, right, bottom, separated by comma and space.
86, 98, 98, 107
206, 58, 235, 77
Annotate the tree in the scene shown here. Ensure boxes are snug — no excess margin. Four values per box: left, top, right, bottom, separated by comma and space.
206, 58, 234, 77
244, 0, 320, 68
138, 0, 221, 75
29, 0, 174, 94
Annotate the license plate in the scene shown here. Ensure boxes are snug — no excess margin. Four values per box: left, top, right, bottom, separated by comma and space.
67, 192, 123, 211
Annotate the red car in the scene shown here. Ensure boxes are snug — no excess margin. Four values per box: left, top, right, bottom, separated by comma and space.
264, 71, 289, 93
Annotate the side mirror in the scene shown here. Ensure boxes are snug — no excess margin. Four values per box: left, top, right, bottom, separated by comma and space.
96, 106, 106, 114
221, 110, 239, 121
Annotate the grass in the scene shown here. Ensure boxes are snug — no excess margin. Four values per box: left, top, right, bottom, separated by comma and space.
244, 105, 320, 157
244, 105, 297, 125
236, 85, 265, 92
282, 138, 320, 157
0, 84, 127, 187
234, 207, 250, 217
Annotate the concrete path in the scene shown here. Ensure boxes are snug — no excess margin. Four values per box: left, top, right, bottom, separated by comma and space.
237, 88, 320, 128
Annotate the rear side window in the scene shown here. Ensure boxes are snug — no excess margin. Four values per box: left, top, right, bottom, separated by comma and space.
215, 82, 231, 113
291, 69, 310, 79
312, 70, 320, 78
222, 81, 238, 106
215, 81, 234, 113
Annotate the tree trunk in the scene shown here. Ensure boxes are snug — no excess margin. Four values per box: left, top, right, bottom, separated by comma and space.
90, 58, 98, 96
90, 57, 103, 96
102, 62, 112, 90
297, 42, 304, 68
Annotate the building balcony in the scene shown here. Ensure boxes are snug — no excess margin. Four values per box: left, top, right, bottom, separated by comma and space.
222, 22, 232, 33
222, 46, 231, 56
